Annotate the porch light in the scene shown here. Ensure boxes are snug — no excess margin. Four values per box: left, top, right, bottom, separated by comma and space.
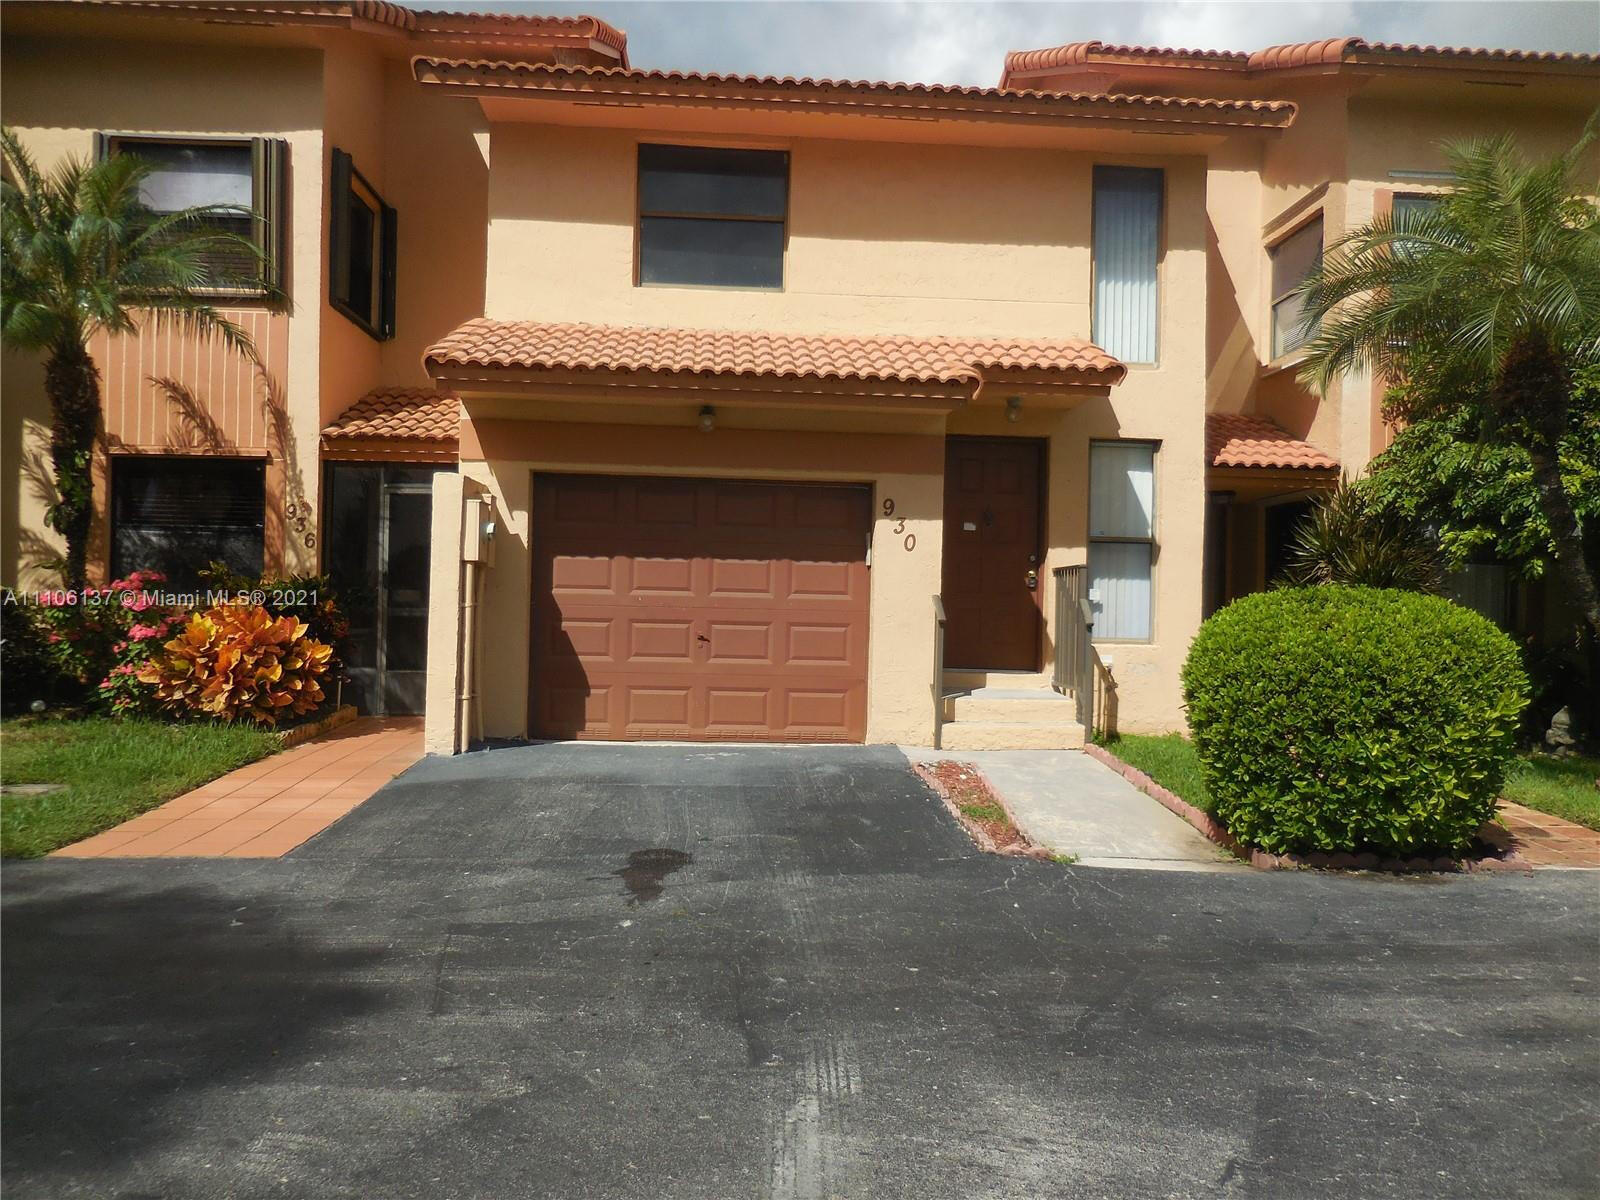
1006, 396, 1022, 423
698, 405, 716, 433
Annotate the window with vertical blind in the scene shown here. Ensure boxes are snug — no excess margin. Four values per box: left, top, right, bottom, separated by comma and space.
1088, 441, 1156, 641
1091, 166, 1163, 365
1269, 216, 1323, 359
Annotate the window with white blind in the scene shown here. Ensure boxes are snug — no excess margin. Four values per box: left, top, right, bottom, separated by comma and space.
1269, 216, 1323, 359
1088, 441, 1156, 641
1091, 166, 1163, 365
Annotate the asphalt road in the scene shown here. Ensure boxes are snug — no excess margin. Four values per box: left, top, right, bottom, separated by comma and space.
3, 744, 1596, 1199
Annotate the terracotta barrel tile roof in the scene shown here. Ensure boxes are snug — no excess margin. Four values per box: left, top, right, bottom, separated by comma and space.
1207, 413, 1338, 470
1004, 35, 1594, 86
322, 387, 459, 442
425, 319, 1127, 387
413, 58, 1299, 126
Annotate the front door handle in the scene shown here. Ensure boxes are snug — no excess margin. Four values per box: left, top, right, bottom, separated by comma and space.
1026, 569, 1038, 591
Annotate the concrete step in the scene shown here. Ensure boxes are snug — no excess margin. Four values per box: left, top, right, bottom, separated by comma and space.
943, 668, 1054, 690
943, 687, 1075, 723
938, 719, 1085, 751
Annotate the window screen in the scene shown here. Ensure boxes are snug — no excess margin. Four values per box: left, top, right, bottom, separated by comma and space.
637, 144, 788, 288
1092, 167, 1163, 364
111, 457, 265, 585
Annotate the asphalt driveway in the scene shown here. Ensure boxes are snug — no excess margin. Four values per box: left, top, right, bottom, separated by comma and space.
3, 744, 1596, 1199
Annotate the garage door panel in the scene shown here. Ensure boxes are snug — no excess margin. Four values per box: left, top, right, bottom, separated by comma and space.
532, 474, 869, 742
627, 556, 696, 595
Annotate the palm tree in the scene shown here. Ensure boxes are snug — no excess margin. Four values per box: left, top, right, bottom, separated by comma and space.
1296, 119, 1600, 637
1, 128, 282, 588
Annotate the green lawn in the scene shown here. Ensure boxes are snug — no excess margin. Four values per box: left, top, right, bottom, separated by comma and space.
1099, 732, 1214, 815
0, 718, 279, 858
1503, 753, 1600, 831
1101, 733, 1599, 833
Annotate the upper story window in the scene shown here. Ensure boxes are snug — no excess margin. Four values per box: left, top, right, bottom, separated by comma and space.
98, 134, 286, 294
1088, 440, 1157, 642
330, 149, 396, 340
1268, 216, 1323, 359
1392, 192, 1441, 259
1091, 166, 1164, 365
637, 144, 788, 289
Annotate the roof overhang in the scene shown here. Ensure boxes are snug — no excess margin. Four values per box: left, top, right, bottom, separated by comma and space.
412, 58, 1297, 149
425, 319, 1125, 415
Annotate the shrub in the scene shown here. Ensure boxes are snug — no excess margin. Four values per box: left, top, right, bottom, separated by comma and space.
137, 603, 332, 725
1279, 480, 1443, 592
1182, 586, 1529, 856
1, 606, 59, 715
24, 571, 180, 712
197, 563, 352, 668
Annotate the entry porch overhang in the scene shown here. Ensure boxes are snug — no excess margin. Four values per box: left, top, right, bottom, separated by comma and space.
424, 318, 1125, 417
321, 387, 461, 463
1206, 412, 1340, 497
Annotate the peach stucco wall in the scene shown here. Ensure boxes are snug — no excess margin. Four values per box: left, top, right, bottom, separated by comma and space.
1204, 77, 1599, 479
462, 131, 1209, 737
0, 33, 325, 584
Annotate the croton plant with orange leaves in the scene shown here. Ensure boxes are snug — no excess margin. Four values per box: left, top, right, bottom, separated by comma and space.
137, 603, 332, 726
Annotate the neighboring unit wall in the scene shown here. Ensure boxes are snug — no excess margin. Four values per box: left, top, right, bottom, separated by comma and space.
0, 34, 325, 584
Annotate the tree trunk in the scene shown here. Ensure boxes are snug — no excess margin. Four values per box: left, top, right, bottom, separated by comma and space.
43, 341, 102, 590
1526, 442, 1600, 639
1500, 335, 1600, 640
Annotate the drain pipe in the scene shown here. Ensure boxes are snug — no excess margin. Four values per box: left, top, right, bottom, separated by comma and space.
457, 557, 479, 754
457, 495, 495, 754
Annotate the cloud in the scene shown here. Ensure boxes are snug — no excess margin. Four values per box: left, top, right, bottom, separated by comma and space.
459, 0, 1599, 86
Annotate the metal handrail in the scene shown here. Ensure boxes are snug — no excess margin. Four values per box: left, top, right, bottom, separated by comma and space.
931, 594, 947, 750
1052, 565, 1116, 739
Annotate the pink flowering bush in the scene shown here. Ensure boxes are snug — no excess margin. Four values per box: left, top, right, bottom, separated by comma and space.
28, 571, 184, 714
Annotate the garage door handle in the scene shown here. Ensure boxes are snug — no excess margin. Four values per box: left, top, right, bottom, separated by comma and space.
696, 633, 710, 643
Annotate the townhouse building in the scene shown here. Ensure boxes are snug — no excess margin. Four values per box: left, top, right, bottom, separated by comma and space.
2, 2, 1593, 751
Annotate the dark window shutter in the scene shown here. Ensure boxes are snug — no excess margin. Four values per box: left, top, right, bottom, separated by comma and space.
379, 200, 397, 339
252, 137, 288, 291
329, 147, 353, 310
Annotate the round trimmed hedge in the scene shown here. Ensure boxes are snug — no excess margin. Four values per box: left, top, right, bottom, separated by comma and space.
1181, 586, 1528, 857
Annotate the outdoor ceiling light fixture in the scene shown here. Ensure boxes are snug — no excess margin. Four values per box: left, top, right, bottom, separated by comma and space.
1006, 396, 1022, 423
698, 405, 716, 433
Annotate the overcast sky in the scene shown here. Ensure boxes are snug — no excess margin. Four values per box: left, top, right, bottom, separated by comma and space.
449, 1, 1600, 86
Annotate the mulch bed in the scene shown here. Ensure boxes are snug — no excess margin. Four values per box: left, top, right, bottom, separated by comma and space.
914, 760, 1053, 860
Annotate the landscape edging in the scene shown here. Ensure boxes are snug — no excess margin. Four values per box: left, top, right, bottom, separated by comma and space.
1082, 742, 1525, 874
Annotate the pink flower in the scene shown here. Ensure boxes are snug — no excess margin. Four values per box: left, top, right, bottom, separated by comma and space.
47, 632, 62, 644
129, 624, 162, 641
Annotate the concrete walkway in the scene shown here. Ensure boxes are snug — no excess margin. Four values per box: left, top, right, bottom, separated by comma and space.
904, 747, 1244, 872
53, 717, 422, 859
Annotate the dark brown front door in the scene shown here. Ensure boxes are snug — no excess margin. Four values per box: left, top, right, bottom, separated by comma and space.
531, 474, 870, 742
941, 437, 1043, 670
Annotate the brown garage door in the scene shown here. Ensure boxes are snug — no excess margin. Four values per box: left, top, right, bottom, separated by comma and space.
531, 474, 870, 742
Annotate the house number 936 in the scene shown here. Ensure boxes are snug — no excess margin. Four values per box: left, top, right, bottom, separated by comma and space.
881, 498, 915, 552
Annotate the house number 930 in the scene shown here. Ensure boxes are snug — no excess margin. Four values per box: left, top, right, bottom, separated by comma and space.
881, 498, 915, 552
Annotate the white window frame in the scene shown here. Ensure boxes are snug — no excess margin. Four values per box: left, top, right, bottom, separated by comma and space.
1088, 439, 1158, 643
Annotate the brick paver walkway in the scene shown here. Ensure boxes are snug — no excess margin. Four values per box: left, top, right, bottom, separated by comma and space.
53, 717, 422, 860
1497, 799, 1600, 868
